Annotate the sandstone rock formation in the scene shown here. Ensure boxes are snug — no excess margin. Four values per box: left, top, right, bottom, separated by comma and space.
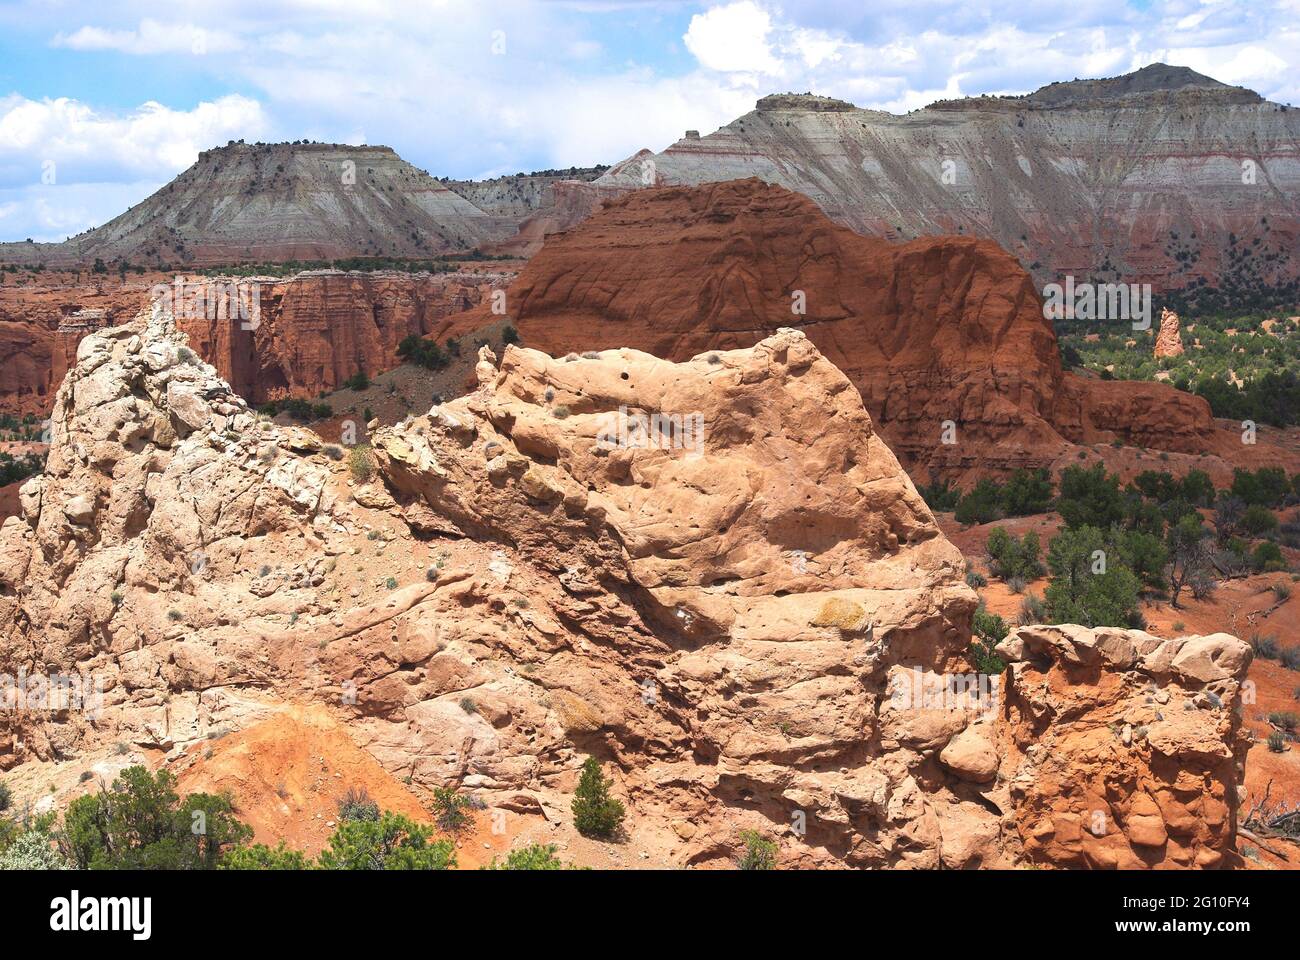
0, 268, 515, 415
1155, 307, 1186, 358
498, 65, 1300, 296
439, 178, 1228, 480
997, 625, 1251, 868
0, 311, 1253, 868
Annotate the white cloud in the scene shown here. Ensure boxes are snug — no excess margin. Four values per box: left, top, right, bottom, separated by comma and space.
0, 95, 268, 189
53, 18, 242, 55
684, 2, 784, 74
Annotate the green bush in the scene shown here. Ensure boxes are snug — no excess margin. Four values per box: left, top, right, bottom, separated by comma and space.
971, 605, 1008, 673
61, 766, 252, 869
571, 757, 625, 839
431, 788, 471, 833
485, 843, 570, 870
1056, 464, 1125, 530
917, 479, 960, 512
736, 830, 778, 870
1118, 530, 1170, 591
316, 811, 455, 870
1241, 505, 1279, 537
986, 528, 1044, 582
1000, 468, 1054, 515
1044, 526, 1143, 628
397, 334, 451, 370
219, 841, 309, 870
1252, 541, 1286, 573
954, 479, 1003, 526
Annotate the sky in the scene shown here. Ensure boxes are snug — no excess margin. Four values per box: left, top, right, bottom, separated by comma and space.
1, 0, 1297, 242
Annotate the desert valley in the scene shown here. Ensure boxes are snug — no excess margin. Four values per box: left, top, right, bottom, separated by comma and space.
2, 34, 1300, 896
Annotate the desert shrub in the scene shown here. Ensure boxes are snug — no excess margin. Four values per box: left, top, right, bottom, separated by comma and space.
1269, 712, 1300, 734
337, 786, 380, 823
553, 405, 571, 419
986, 528, 1044, 583
61, 766, 252, 869
431, 788, 471, 833
342, 370, 370, 391
501, 325, 519, 345
1280, 647, 1300, 672
1019, 592, 1047, 625
571, 757, 625, 839
971, 605, 1008, 673
954, 479, 1003, 526
1044, 526, 1143, 628
736, 830, 778, 870
324, 444, 344, 461
1252, 541, 1286, 573
348, 444, 374, 483
0, 783, 11, 814
485, 843, 568, 870
1273, 582, 1293, 603
1000, 468, 1054, 516
1240, 505, 1279, 537
965, 570, 987, 589
1119, 529, 1170, 590
316, 812, 455, 870
219, 841, 309, 870
0, 828, 68, 870
917, 479, 960, 512
1232, 467, 1291, 507
1056, 464, 1125, 530
1267, 732, 1287, 753
1251, 633, 1280, 660
397, 334, 450, 370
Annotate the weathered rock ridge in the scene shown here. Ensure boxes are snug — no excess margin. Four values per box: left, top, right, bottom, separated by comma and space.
0, 311, 1252, 868
441, 179, 1226, 480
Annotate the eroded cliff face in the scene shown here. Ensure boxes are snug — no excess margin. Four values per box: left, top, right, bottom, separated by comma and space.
439, 179, 1225, 480
0, 310, 1252, 868
0, 269, 515, 415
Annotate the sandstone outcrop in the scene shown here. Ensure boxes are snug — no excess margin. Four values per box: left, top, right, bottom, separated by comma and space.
0, 312, 1253, 868
996, 625, 1251, 868
1155, 308, 1186, 358
0, 268, 515, 415
439, 179, 1226, 480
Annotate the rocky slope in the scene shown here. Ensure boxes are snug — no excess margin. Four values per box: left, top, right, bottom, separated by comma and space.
439, 178, 1237, 480
499, 65, 1300, 295
0, 267, 516, 415
0, 306, 1254, 868
0, 144, 559, 267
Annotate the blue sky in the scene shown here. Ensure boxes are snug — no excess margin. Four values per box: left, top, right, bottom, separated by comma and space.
1, 0, 1297, 242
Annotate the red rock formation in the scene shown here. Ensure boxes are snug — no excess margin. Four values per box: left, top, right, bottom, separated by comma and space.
0, 268, 516, 414
0, 312, 1253, 869
437, 179, 1223, 480
1155, 307, 1186, 358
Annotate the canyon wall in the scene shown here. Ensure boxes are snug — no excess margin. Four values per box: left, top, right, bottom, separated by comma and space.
0, 268, 514, 415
